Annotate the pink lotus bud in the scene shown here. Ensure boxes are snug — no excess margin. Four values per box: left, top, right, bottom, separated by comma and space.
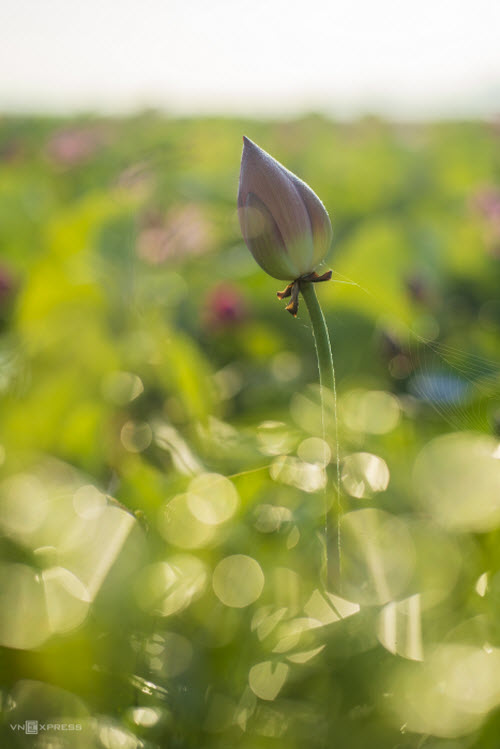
238, 137, 332, 281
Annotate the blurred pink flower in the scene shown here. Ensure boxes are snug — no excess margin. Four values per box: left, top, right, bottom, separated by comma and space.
471, 185, 500, 256
472, 186, 500, 221
203, 283, 248, 330
46, 127, 104, 167
137, 204, 213, 265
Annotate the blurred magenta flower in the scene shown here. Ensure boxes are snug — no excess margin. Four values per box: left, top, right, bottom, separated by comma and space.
203, 283, 247, 330
238, 137, 332, 283
46, 127, 103, 167
472, 185, 500, 221
471, 185, 500, 256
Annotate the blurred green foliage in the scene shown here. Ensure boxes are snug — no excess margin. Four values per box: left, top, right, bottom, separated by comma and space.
0, 112, 500, 748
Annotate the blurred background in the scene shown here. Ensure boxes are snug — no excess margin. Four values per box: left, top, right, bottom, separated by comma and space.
1, 2, 500, 748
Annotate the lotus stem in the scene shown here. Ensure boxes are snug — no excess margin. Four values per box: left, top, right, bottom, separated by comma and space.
300, 281, 334, 394
300, 280, 341, 582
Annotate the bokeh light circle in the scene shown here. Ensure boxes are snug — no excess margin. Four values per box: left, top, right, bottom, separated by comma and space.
134, 555, 208, 617
341, 389, 400, 434
120, 420, 153, 453
414, 432, 500, 532
213, 555, 264, 608
158, 493, 215, 549
341, 452, 390, 498
340, 508, 415, 605
187, 473, 238, 525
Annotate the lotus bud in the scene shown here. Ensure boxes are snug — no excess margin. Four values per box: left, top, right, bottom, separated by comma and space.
237, 137, 333, 314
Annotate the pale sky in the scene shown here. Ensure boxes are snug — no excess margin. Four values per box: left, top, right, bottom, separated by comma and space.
1, 0, 499, 118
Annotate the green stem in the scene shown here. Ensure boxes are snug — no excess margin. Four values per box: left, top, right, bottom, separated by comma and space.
300, 280, 341, 585
300, 282, 334, 394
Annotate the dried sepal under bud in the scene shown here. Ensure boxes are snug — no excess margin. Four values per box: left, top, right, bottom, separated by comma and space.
277, 270, 333, 317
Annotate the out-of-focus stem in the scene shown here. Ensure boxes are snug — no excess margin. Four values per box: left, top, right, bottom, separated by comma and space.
300, 280, 341, 585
